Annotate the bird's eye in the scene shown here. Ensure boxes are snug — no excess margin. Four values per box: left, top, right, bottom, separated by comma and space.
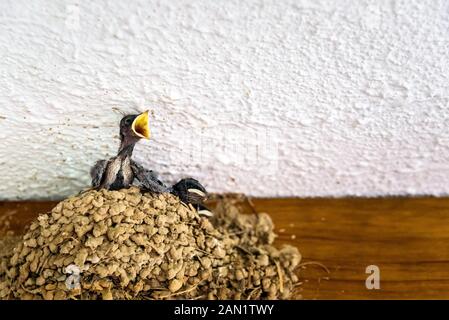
125, 118, 132, 125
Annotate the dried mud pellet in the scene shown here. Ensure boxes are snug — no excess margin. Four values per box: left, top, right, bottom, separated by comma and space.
42, 269, 54, 279
168, 279, 183, 292
257, 254, 269, 266
85, 236, 104, 249
108, 204, 122, 216
74, 248, 88, 267
213, 246, 226, 258
158, 227, 169, 235
36, 276, 45, 286
102, 289, 113, 300
45, 283, 57, 291
153, 199, 165, 210
24, 239, 37, 248
200, 257, 212, 269
54, 290, 67, 300
169, 247, 182, 260
42, 290, 54, 300
124, 208, 134, 217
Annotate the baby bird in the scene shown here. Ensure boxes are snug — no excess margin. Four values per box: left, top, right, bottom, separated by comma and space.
90, 111, 151, 190
170, 177, 208, 207
90, 111, 208, 209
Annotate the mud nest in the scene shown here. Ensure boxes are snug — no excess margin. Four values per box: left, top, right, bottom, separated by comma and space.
0, 187, 301, 300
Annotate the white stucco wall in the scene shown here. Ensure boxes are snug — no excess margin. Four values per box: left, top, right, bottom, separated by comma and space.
0, 0, 448, 200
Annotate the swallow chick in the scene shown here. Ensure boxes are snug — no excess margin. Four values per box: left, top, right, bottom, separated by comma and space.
90, 110, 151, 190
170, 178, 208, 207
170, 177, 212, 217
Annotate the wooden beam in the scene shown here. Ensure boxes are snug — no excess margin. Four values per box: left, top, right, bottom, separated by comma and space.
2, 197, 449, 299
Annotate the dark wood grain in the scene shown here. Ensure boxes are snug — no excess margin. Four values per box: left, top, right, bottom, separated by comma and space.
2, 197, 449, 299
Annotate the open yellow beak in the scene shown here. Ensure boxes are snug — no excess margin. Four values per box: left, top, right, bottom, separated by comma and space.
131, 110, 150, 139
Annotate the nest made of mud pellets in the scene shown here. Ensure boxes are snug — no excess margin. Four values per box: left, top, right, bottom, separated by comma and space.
0, 187, 302, 300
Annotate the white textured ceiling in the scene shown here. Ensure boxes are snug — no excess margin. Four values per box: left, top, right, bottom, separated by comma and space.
0, 0, 448, 200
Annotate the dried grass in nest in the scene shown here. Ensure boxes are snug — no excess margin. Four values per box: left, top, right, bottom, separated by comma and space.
0, 187, 302, 300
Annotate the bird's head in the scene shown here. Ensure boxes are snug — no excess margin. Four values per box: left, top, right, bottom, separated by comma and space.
119, 110, 151, 144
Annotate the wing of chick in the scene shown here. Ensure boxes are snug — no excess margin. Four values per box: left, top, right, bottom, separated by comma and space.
90, 159, 108, 188
131, 160, 168, 193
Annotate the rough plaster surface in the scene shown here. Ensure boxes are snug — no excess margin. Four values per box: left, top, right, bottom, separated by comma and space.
0, 0, 448, 200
